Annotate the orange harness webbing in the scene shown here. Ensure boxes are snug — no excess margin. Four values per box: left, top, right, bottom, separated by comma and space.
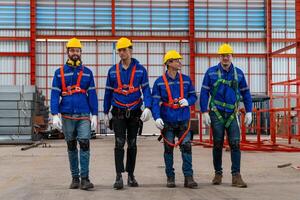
161, 72, 184, 109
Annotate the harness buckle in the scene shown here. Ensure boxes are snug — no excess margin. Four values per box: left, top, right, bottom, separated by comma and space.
67, 86, 72, 92
75, 87, 81, 92
125, 109, 131, 118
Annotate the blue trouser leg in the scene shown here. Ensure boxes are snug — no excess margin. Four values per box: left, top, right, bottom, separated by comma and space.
179, 129, 193, 177
210, 111, 225, 175
76, 117, 91, 178
163, 128, 175, 177
226, 114, 241, 175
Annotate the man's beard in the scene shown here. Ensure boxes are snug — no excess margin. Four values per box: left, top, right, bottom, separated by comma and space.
69, 54, 80, 62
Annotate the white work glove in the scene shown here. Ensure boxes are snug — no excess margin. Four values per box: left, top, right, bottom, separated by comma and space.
244, 112, 252, 127
203, 112, 211, 126
104, 114, 110, 128
179, 98, 189, 107
140, 108, 152, 122
52, 115, 62, 130
90, 115, 98, 131
155, 118, 165, 130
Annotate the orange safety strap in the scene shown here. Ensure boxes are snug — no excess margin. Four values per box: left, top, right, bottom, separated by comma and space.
160, 120, 191, 147
114, 64, 140, 95
114, 98, 141, 109
60, 66, 86, 96
162, 72, 184, 109
62, 115, 90, 121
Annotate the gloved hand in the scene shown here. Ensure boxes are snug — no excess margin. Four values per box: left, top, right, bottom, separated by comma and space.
203, 112, 211, 126
179, 98, 189, 107
91, 115, 98, 131
52, 115, 62, 130
155, 118, 164, 130
104, 114, 110, 128
140, 108, 152, 122
244, 112, 252, 126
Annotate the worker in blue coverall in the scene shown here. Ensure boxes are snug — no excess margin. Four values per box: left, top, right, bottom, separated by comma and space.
103, 37, 152, 189
200, 43, 252, 188
51, 38, 98, 190
152, 50, 198, 189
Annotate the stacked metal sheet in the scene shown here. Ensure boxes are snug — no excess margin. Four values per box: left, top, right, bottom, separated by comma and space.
0, 86, 49, 142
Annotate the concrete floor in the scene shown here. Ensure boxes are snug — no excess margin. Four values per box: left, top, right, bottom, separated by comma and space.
0, 136, 300, 200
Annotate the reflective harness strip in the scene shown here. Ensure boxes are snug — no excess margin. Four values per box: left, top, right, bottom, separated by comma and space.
60, 66, 86, 97
209, 67, 240, 128
161, 72, 184, 109
113, 64, 141, 109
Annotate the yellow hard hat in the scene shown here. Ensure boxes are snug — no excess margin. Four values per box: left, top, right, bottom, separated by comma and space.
163, 50, 183, 64
116, 37, 132, 50
218, 43, 233, 54
66, 38, 82, 48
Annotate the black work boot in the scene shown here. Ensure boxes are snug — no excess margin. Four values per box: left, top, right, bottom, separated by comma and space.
113, 174, 124, 190
69, 177, 80, 189
166, 176, 176, 188
80, 177, 94, 190
128, 174, 139, 187
184, 176, 198, 189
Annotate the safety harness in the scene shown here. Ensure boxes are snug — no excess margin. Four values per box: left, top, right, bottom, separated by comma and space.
161, 72, 184, 109
60, 65, 86, 97
209, 67, 240, 128
113, 63, 141, 109
159, 72, 190, 147
59, 65, 91, 121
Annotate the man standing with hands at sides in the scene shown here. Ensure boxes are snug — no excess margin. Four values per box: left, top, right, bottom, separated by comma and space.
200, 44, 252, 188
103, 37, 152, 189
51, 38, 98, 190
152, 50, 198, 188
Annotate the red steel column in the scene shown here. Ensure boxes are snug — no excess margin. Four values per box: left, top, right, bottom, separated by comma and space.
189, 0, 196, 118
111, 0, 116, 36
30, 0, 36, 85
296, 0, 300, 136
266, 0, 275, 143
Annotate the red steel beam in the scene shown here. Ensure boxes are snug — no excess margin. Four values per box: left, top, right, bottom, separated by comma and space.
36, 35, 189, 41
195, 53, 296, 58
195, 38, 265, 42
30, 0, 36, 85
0, 52, 30, 57
0, 37, 30, 41
270, 43, 296, 56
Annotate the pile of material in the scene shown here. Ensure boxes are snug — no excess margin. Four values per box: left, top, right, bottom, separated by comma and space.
0, 86, 49, 143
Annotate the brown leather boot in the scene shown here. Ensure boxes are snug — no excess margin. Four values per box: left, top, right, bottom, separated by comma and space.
232, 173, 247, 188
212, 174, 223, 185
184, 176, 198, 189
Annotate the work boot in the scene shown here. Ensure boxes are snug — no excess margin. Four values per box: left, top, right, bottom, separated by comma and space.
212, 174, 223, 185
69, 177, 80, 189
184, 176, 198, 189
232, 173, 247, 188
128, 174, 139, 187
166, 176, 176, 188
80, 177, 94, 190
113, 174, 124, 190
